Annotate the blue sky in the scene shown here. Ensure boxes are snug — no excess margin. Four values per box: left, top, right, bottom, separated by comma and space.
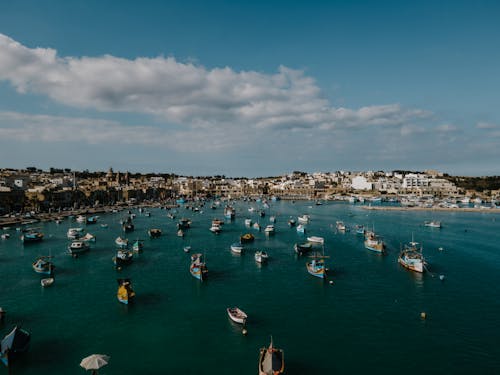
0, 0, 499, 176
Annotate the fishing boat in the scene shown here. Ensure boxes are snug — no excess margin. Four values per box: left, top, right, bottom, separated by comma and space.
287, 218, 296, 227
68, 240, 90, 254
306, 253, 328, 279
294, 242, 312, 255
117, 278, 135, 304
364, 232, 385, 253
307, 236, 324, 245
40, 277, 54, 287
398, 236, 426, 273
335, 221, 348, 232
264, 225, 275, 235
230, 242, 244, 254
0, 326, 31, 367
254, 250, 269, 263
424, 220, 442, 228
298, 214, 310, 224
67, 228, 84, 239
190, 253, 208, 281
240, 233, 255, 244
148, 228, 162, 238
86, 216, 98, 224
227, 307, 247, 325
258, 337, 284, 375
296, 224, 306, 234
115, 237, 128, 248
21, 229, 44, 243
132, 240, 144, 253
113, 249, 133, 266
32, 256, 55, 275
244, 218, 252, 227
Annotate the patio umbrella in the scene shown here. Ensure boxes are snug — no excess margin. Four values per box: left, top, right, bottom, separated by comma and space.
80, 354, 110, 373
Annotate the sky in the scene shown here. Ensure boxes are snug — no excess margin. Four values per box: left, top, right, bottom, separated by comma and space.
0, 0, 499, 177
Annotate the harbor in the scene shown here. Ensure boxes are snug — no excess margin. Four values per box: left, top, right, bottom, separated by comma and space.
1, 199, 500, 374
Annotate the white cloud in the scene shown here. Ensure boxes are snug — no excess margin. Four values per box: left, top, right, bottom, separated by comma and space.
0, 33, 430, 134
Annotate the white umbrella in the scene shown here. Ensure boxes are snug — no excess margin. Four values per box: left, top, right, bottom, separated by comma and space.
80, 354, 110, 372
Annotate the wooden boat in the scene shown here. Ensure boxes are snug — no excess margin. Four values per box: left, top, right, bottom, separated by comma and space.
40, 277, 54, 287
113, 249, 133, 266
398, 236, 426, 273
32, 256, 55, 275
258, 337, 284, 375
307, 236, 324, 245
230, 242, 244, 254
148, 228, 162, 238
227, 307, 247, 324
190, 253, 208, 281
294, 242, 312, 255
240, 233, 255, 244
0, 326, 31, 367
115, 237, 128, 248
117, 278, 135, 304
254, 250, 269, 263
132, 240, 144, 253
68, 240, 90, 254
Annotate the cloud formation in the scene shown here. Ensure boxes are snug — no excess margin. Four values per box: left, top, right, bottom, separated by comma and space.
0, 33, 429, 133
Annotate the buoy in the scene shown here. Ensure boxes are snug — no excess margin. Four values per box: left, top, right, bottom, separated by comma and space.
420, 312, 427, 320
242, 328, 248, 335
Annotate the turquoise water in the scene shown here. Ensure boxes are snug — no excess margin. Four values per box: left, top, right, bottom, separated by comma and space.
1, 201, 500, 374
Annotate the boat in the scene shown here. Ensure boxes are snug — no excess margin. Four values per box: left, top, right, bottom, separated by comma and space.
67, 227, 84, 239
80, 233, 96, 242
424, 220, 442, 228
244, 218, 252, 227
115, 237, 128, 248
296, 224, 306, 234
32, 256, 55, 275
335, 221, 348, 232
209, 223, 221, 234
230, 242, 244, 254
68, 240, 90, 254
226, 307, 247, 325
21, 229, 44, 243
117, 278, 135, 304
258, 337, 284, 375
113, 249, 133, 266
190, 253, 208, 281
40, 277, 54, 287
86, 216, 98, 224
264, 225, 275, 235
298, 214, 310, 224
132, 240, 144, 253
307, 236, 324, 245
398, 236, 426, 273
148, 228, 162, 238
287, 218, 296, 227
0, 326, 31, 367
254, 250, 269, 263
306, 253, 328, 279
364, 232, 385, 253
240, 233, 255, 244
294, 242, 312, 255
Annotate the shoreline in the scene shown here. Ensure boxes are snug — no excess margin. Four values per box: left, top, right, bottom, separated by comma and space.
361, 206, 500, 213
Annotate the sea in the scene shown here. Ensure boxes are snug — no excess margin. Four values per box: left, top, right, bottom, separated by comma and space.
1, 200, 499, 374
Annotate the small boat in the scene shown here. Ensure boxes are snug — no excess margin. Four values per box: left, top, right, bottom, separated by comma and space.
364, 232, 385, 253
115, 237, 128, 248
132, 240, 144, 253
307, 236, 324, 245
148, 228, 162, 238
306, 253, 328, 279
298, 214, 310, 224
258, 337, 284, 375
40, 277, 54, 287
264, 225, 275, 235
294, 242, 312, 255
398, 236, 426, 273
32, 256, 55, 274
230, 242, 244, 254
254, 250, 269, 263
227, 307, 247, 325
86, 216, 98, 224
1, 233, 10, 240
335, 221, 348, 232
68, 240, 90, 254
0, 326, 31, 367
296, 224, 306, 234
244, 218, 252, 227
190, 253, 208, 281
117, 278, 135, 304
287, 218, 296, 227
21, 230, 44, 243
67, 227, 84, 239
240, 233, 255, 244
424, 220, 442, 228
113, 249, 133, 266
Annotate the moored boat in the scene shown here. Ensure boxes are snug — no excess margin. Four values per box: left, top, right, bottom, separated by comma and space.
117, 278, 135, 304
258, 337, 284, 375
227, 307, 247, 325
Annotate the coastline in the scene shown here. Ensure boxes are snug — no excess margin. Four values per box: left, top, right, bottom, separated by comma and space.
361, 205, 500, 213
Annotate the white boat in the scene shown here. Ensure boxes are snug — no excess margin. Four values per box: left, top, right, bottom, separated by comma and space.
230, 242, 244, 254
307, 236, 324, 245
67, 227, 84, 239
227, 307, 247, 324
68, 240, 90, 254
264, 225, 275, 235
40, 277, 54, 287
255, 250, 269, 263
